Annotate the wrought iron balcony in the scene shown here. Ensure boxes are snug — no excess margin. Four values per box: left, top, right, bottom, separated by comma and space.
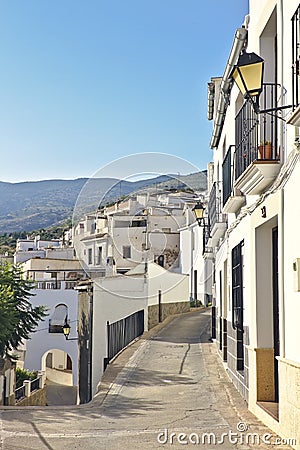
222, 146, 233, 207
202, 220, 212, 256
235, 83, 279, 181
48, 319, 64, 333
222, 146, 245, 213
208, 182, 227, 237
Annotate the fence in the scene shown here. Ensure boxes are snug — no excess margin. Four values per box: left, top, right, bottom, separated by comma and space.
14, 385, 25, 402
105, 310, 145, 369
15, 374, 44, 403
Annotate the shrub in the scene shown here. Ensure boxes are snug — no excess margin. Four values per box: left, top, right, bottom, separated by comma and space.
16, 367, 38, 388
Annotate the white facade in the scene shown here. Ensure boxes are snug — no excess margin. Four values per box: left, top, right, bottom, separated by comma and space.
20, 257, 86, 388
24, 288, 79, 386
180, 215, 212, 305
207, 1, 300, 447
14, 235, 65, 264
73, 191, 197, 276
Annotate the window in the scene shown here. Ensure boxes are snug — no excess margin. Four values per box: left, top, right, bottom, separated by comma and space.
123, 245, 131, 259
96, 246, 102, 265
231, 241, 244, 371
90, 222, 96, 234
292, 5, 300, 108
130, 220, 147, 227
88, 248, 93, 265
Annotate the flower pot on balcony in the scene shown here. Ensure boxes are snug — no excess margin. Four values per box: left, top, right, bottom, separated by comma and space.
258, 142, 273, 159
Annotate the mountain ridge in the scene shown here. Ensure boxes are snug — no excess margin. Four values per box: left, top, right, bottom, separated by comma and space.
0, 172, 207, 234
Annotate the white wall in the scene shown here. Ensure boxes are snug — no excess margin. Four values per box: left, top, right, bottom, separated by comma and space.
92, 276, 147, 395
24, 288, 79, 385
282, 159, 300, 363
147, 263, 189, 306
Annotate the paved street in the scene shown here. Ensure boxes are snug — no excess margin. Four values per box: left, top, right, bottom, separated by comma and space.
0, 309, 292, 449
46, 381, 77, 406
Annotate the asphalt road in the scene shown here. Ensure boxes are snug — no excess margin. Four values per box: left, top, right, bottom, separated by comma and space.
46, 381, 77, 406
0, 309, 292, 449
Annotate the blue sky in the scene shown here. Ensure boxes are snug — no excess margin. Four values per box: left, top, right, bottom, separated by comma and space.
0, 0, 248, 182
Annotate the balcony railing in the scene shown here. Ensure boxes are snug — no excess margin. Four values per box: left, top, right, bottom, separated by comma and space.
222, 146, 233, 206
208, 182, 226, 231
235, 83, 279, 181
48, 319, 64, 333
202, 222, 212, 256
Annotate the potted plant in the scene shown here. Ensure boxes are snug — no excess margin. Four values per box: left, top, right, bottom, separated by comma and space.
258, 141, 273, 159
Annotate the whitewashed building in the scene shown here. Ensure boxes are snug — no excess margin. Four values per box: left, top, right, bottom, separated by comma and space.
206, 1, 300, 446
179, 206, 213, 306
20, 256, 86, 393
73, 191, 198, 277
14, 235, 73, 264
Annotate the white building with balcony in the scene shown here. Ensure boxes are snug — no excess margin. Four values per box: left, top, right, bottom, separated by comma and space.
206, 1, 300, 446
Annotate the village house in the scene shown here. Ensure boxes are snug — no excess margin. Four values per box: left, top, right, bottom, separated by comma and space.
73, 190, 198, 277
206, 0, 300, 446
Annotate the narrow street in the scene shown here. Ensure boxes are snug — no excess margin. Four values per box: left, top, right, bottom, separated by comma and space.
0, 309, 291, 449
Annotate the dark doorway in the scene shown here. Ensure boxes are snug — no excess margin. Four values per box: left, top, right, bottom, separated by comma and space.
193, 270, 198, 302
158, 290, 162, 323
158, 255, 164, 267
272, 226, 279, 403
46, 352, 53, 368
3, 376, 7, 406
67, 355, 72, 371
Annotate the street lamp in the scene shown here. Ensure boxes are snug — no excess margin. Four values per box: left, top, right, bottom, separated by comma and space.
231, 50, 292, 114
62, 318, 78, 341
192, 202, 205, 226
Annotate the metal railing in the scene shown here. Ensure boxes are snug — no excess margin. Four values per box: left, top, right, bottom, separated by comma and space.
208, 182, 226, 231
235, 83, 279, 181
30, 377, 40, 392
15, 375, 43, 403
222, 147, 233, 206
202, 221, 212, 256
15, 385, 25, 401
37, 281, 62, 290
48, 319, 64, 333
105, 310, 144, 368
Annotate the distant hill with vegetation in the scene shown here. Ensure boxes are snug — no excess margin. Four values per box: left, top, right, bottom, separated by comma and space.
0, 172, 207, 235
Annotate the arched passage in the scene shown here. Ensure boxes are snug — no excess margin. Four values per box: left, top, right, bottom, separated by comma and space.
42, 349, 73, 386
42, 349, 78, 405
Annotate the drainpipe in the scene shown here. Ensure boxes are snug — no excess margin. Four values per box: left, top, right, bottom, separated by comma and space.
210, 27, 248, 149
278, 0, 286, 359
207, 82, 215, 121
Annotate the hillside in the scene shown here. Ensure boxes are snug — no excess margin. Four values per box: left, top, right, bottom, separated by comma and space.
0, 172, 207, 234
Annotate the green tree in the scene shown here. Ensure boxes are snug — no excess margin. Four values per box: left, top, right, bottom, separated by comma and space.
0, 262, 47, 358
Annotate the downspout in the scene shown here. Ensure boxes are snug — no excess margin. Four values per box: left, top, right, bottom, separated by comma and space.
278, 0, 286, 359
210, 27, 248, 149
